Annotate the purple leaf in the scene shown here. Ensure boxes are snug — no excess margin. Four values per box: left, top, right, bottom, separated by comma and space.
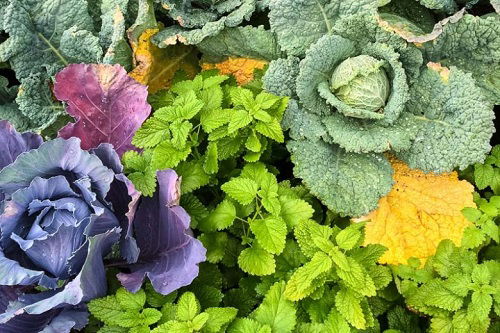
117, 170, 206, 295
54, 64, 151, 156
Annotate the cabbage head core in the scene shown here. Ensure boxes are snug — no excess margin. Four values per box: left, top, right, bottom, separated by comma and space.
330, 55, 390, 113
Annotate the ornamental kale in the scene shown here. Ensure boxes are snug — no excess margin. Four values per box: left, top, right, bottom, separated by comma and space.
263, 0, 497, 216
152, 0, 258, 47
0, 135, 126, 332
0, 123, 205, 332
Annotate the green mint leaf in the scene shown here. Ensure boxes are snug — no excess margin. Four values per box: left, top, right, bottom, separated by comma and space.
230, 87, 255, 110
151, 320, 191, 333
199, 232, 228, 263
88, 295, 123, 326
200, 108, 231, 133
141, 308, 163, 326
254, 118, 284, 143
285, 252, 332, 301
202, 307, 238, 333
128, 169, 157, 197
222, 178, 259, 205
203, 142, 219, 174
176, 292, 200, 321
255, 91, 281, 110
241, 162, 268, 181
96, 326, 128, 333
474, 163, 495, 190
238, 245, 276, 276
279, 197, 314, 229
199, 200, 236, 232
176, 160, 210, 194
192, 312, 210, 331
170, 120, 193, 148
116, 288, 146, 312
202, 74, 230, 89
152, 141, 191, 169
216, 135, 244, 159
335, 226, 362, 251
245, 131, 262, 152
253, 281, 296, 333
132, 117, 170, 148
250, 216, 287, 255
335, 288, 366, 329
228, 109, 253, 133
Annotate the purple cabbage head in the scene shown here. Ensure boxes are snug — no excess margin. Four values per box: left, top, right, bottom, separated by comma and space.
0, 121, 205, 332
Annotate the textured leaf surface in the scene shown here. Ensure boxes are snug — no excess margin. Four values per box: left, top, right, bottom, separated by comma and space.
129, 29, 199, 93
197, 25, 284, 62
398, 64, 494, 172
360, 158, 474, 265
288, 139, 393, 217
202, 57, 267, 85
55, 64, 151, 156
253, 282, 296, 333
424, 14, 500, 104
268, 0, 379, 56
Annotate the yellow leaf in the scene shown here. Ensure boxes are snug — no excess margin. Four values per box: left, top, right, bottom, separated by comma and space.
201, 57, 268, 85
129, 28, 199, 93
358, 158, 474, 265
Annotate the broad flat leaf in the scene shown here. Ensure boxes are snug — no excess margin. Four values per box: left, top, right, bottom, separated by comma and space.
221, 178, 259, 205
250, 217, 287, 255
201, 57, 268, 85
253, 281, 296, 333
238, 246, 275, 276
358, 158, 474, 265
55, 64, 151, 156
129, 29, 199, 93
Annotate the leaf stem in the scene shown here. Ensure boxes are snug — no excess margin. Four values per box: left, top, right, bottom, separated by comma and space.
37, 33, 69, 66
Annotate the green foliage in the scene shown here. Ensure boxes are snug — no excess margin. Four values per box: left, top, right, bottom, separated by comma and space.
128, 71, 288, 196
88, 286, 237, 333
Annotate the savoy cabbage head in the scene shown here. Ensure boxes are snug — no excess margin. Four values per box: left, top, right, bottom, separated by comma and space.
264, 0, 498, 217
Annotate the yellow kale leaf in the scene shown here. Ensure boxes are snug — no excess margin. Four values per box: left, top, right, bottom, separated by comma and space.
358, 158, 474, 265
201, 57, 268, 85
129, 29, 199, 93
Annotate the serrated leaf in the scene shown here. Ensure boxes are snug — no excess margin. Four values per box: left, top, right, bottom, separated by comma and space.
132, 117, 170, 148
253, 282, 296, 333
88, 295, 123, 326
152, 141, 191, 169
254, 118, 284, 143
128, 169, 157, 197
199, 200, 236, 232
176, 160, 210, 193
199, 232, 228, 263
238, 246, 275, 276
279, 198, 314, 229
474, 163, 495, 190
152, 321, 191, 333
335, 227, 362, 251
228, 109, 253, 133
222, 178, 259, 205
245, 131, 262, 152
170, 120, 193, 148
192, 312, 210, 331
141, 308, 163, 326
285, 252, 332, 301
176, 292, 199, 321
230, 87, 255, 109
250, 217, 287, 255
116, 288, 146, 311
156, 91, 203, 122
204, 142, 218, 174
335, 288, 366, 330
203, 307, 238, 333
216, 135, 244, 159
200, 108, 231, 133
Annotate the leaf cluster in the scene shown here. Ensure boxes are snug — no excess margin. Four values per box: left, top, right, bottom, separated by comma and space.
124, 70, 288, 196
